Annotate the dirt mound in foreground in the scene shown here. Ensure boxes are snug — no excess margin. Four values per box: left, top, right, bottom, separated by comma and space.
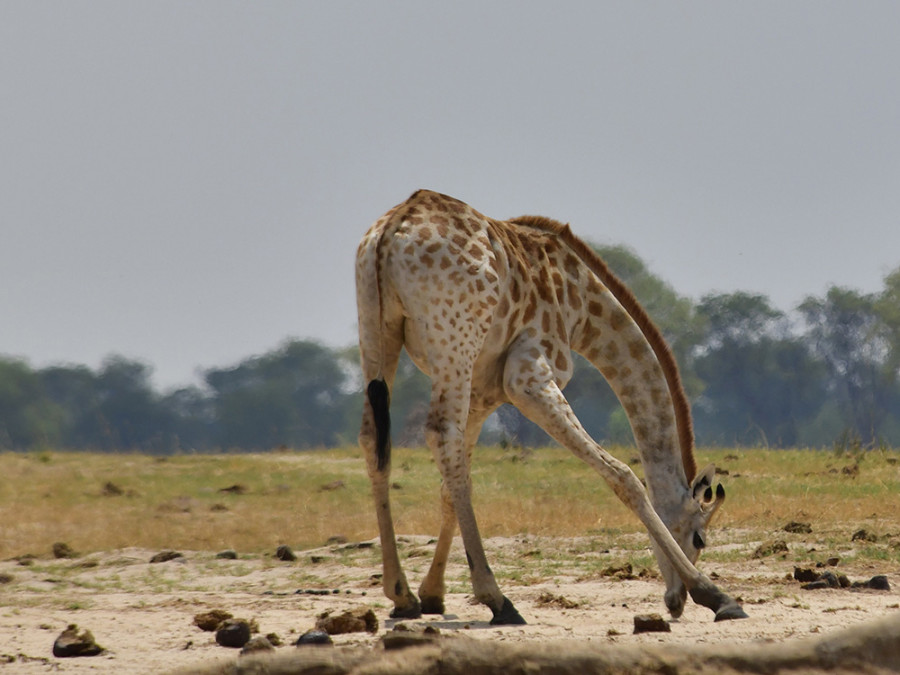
176, 612, 900, 675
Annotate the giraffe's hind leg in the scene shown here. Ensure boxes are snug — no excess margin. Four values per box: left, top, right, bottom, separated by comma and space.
423, 377, 525, 625
357, 310, 421, 618
418, 407, 493, 615
417, 481, 454, 615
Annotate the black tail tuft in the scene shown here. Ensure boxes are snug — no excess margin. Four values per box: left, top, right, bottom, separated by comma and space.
367, 378, 391, 471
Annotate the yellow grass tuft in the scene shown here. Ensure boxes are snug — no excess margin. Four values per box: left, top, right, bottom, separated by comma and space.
1, 446, 899, 563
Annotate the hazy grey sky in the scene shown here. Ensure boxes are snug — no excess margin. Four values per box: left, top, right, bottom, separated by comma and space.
2, 2, 899, 389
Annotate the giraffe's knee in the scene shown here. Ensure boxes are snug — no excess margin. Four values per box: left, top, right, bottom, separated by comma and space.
425, 410, 462, 453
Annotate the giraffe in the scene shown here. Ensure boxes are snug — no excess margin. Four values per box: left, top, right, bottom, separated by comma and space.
356, 189, 747, 625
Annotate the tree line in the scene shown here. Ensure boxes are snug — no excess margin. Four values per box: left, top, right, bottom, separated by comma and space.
2, 245, 899, 452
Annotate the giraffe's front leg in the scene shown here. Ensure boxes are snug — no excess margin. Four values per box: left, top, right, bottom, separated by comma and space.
502, 347, 747, 622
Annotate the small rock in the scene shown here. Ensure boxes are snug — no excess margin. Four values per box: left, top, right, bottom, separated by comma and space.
342, 541, 375, 550
866, 575, 891, 590
102, 481, 124, 496
383, 627, 441, 650
0, 572, 13, 584
802, 571, 843, 590
219, 484, 247, 494
275, 545, 296, 561
852, 529, 877, 543
841, 463, 860, 477
150, 550, 183, 563
52, 624, 104, 657
600, 562, 634, 580
794, 567, 820, 583
315, 608, 379, 635
216, 619, 252, 648
535, 591, 580, 609
216, 550, 238, 560
240, 636, 274, 655
52, 542, 76, 559
194, 609, 233, 631
752, 540, 788, 559
633, 613, 670, 634
295, 630, 333, 646
852, 575, 891, 591
820, 571, 841, 588
867, 575, 891, 591
783, 521, 812, 534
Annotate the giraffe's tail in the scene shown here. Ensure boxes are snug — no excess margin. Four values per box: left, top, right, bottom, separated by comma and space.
367, 378, 391, 471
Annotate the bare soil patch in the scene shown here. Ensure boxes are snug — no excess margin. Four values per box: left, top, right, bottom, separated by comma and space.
2, 534, 899, 673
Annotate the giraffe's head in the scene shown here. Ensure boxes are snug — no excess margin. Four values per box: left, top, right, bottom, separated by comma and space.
653, 463, 726, 618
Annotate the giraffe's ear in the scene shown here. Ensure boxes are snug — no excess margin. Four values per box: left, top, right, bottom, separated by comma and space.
692, 463, 726, 524
691, 463, 716, 500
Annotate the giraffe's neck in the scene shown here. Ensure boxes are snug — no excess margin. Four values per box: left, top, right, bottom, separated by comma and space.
504, 214, 697, 492
570, 287, 691, 516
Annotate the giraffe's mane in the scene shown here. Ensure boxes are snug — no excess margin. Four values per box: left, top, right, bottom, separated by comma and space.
508, 214, 697, 483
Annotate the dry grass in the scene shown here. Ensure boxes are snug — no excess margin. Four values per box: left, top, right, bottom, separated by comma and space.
2, 445, 899, 563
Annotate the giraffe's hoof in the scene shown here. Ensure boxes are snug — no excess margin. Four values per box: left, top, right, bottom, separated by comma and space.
714, 602, 749, 622
420, 596, 445, 615
390, 601, 422, 620
489, 597, 527, 625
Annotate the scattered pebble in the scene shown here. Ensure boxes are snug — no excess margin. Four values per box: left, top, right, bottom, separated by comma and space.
194, 609, 233, 631
796, 567, 890, 592
52, 624, 104, 657
101, 481, 124, 496
319, 480, 345, 491
600, 562, 634, 580
315, 608, 378, 635
240, 636, 274, 655
852, 529, 878, 543
383, 625, 441, 650
275, 545, 296, 561
216, 619, 251, 648
852, 575, 892, 591
150, 550, 184, 563
535, 591, 580, 609
296, 630, 333, 646
752, 540, 788, 558
52, 542, 76, 559
633, 613, 670, 634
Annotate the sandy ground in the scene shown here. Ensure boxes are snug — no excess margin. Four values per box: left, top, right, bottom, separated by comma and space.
1, 534, 898, 673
